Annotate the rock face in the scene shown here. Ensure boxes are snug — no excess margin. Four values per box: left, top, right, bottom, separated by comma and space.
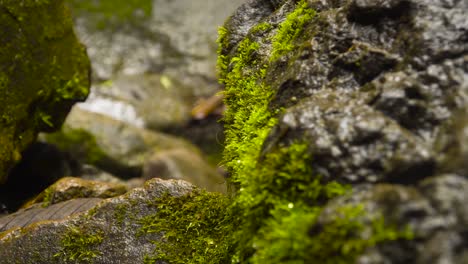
218, 0, 468, 263
0, 0, 91, 183
0, 178, 209, 264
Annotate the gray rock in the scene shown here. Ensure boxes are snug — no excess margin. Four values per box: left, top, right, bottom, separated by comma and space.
276, 92, 434, 183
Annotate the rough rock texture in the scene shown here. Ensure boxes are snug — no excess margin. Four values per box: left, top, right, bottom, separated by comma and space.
218, 0, 468, 262
0, 178, 197, 263
0, 0, 90, 183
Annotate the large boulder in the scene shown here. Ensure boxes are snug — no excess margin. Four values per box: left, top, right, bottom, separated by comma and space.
218, 0, 467, 262
0, 0, 90, 183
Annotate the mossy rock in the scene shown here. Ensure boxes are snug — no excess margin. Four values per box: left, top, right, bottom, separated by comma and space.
0, 0, 90, 183
0, 178, 230, 264
216, 0, 468, 262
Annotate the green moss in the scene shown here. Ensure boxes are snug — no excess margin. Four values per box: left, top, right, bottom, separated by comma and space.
270, 0, 316, 61
214, 1, 415, 262
45, 126, 105, 164
216, 26, 230, 81
251, 22, 273, 35
54, 72, 89, 101
66, 0, 152, 29
41, 187, 55, 208
114, 204, 129, 226
252, 204, 413, 264
139, 190, 234, 264
54, 226, 104, 263
228, 142, 349, 262
305, 205, 413, 264
220, 36, 274, 180
38, 112, 54, 128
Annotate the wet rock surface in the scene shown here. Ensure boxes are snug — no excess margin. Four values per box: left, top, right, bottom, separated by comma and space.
0, 0, 90, 183
219, 0, 467, 262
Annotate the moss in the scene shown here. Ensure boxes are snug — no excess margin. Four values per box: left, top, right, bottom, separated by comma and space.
215, 1, 413, 262
54, 226, 104, 263
66, 0, 152, 29
45, 126, 105, 164
114, 204, 129, 226
252, 204, 413, 264
54, 72, 89, 101
228, 142, 349, 262
41, 187, 55, 208
305, 205, 413, 264
270, 0, 316, 62
139, 190, 234, 264
38, 112, 54, 128
216, 26, 230, 82
251, 22, 273, 35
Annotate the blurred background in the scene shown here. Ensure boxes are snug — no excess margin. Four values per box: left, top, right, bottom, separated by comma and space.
1, 0, 246, 212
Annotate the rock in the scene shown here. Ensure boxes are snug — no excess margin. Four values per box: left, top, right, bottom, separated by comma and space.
0, 0, 90, 183
143, 148, 227, 193
68, 0, 246, 81
42, 107, 197, 179
434, 107, 468, 176
42, 107, 226, 193
79, 73, 193, 130
0, 178, 228, 264
23, 177, 128, 209
276, 92, 434, 183
68, 0, 246, 121
66, 0, 246, 158
218, 0, 468, 262
317, 176, 468, 264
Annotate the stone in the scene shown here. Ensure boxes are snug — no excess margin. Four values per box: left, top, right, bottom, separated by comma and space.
217, 0, 468, 262
0, 0, 90, 183
42, 107, 198, 179
42, 107, 226, 193
143, 148, 227, 193
0, 178, 199, 263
